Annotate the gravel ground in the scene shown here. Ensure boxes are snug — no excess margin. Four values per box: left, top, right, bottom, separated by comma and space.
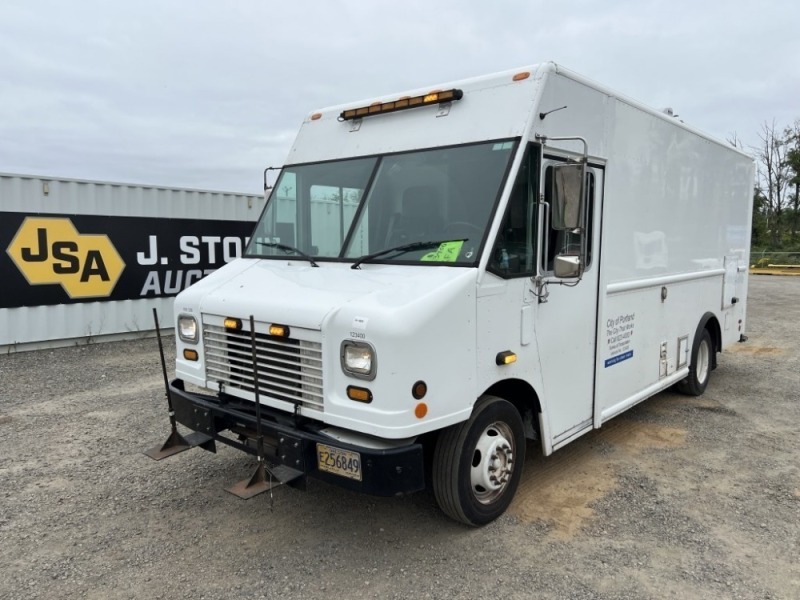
1, 275, 798, 600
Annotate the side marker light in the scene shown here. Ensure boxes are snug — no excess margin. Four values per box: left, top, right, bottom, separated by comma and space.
347, 386, 373, 403
496, 351, 517, 366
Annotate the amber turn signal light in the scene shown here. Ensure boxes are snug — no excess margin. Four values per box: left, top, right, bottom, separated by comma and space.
224, 317, 242, 331
269, 324, 290, 337
496, 350, 517, 365
347, 386, 373, 403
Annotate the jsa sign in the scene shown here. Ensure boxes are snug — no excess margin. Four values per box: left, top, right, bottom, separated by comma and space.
7, 217, 125, 299
1, 213, 254, 309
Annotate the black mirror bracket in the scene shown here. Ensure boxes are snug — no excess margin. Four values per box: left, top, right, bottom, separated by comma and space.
263, 166, 282, 193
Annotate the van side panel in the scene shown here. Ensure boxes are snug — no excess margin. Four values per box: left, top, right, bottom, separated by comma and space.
593, 96, 754, 422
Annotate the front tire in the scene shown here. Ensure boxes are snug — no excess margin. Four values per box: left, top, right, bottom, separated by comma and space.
677, 329, 713, 396
432, 395, 525, 526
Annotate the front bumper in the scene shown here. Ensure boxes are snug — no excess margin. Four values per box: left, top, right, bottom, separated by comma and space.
168, 379, 425, 497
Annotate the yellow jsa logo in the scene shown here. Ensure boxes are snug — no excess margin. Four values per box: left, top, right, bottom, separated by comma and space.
7, 217, 125, 299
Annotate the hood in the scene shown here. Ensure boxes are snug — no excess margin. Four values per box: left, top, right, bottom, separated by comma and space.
189, 259, 478, 330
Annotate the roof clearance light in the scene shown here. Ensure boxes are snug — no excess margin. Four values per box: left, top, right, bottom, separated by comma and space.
339, 88, 463, 121
513, 71, 531, 82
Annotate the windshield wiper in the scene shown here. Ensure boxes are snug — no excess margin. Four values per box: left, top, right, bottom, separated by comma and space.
256, 242, 319, 267
351, 239, 467, 270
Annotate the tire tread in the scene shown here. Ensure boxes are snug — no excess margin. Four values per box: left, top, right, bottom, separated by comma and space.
677, 328, 713, 397
432, 395, 524, 526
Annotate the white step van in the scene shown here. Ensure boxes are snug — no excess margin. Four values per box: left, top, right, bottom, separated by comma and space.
159, 62, 754, 525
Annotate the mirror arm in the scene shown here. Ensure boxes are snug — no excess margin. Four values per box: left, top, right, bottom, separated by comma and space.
263, 166, 282, 193
532, 135, 590, 294
540, 200, 550, 276
534, 134, 588, 163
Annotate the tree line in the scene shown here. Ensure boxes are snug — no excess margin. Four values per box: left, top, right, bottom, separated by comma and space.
747, 120, 800, 251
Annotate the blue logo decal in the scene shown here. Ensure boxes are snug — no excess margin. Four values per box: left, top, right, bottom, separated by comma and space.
604, 350, 634, 368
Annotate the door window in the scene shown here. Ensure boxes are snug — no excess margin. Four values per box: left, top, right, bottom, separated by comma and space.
488, 146, 539, 277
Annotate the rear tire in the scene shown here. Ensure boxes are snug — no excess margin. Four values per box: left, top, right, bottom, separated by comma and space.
432, 395, 525, 526
677, 329, 713, 396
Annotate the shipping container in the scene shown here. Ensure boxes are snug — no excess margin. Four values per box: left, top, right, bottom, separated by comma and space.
0, 173, 265, 352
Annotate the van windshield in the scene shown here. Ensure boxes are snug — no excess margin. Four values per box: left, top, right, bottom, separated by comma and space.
245, 139, 517, 265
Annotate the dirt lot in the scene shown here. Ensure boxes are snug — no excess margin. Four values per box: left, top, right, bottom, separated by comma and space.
1, 275, 798, 600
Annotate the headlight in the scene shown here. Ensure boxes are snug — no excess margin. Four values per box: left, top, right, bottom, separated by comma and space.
340, 341, 377, 380
178, 315, 198, 343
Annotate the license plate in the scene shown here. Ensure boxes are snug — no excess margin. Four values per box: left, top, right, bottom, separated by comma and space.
316, 443, 362, 481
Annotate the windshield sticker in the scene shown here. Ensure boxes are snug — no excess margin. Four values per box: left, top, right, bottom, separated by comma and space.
420, 241, 464, 263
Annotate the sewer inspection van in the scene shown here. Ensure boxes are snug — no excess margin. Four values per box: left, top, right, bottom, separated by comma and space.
151, 62, 754, 525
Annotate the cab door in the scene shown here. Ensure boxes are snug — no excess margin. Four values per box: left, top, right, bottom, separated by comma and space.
530, 158, 603, 450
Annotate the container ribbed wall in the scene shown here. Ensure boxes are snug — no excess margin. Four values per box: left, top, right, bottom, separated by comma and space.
0, 173, 266, 352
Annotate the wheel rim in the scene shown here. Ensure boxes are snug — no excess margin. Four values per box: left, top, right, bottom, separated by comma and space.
697, 338, 710, 385
470, 421, 515, 505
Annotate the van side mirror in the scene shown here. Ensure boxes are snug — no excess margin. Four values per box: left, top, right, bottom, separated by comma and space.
551, 163, 584, 230
553, 254, 582, 278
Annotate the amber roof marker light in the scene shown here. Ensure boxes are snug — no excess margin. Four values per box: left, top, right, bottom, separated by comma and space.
338, 88, 464, 121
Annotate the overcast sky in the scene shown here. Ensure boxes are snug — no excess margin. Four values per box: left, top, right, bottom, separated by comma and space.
1, 0, 798, 194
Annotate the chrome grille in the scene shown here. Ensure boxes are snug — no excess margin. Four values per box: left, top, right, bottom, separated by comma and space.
203, 323, 324, 412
